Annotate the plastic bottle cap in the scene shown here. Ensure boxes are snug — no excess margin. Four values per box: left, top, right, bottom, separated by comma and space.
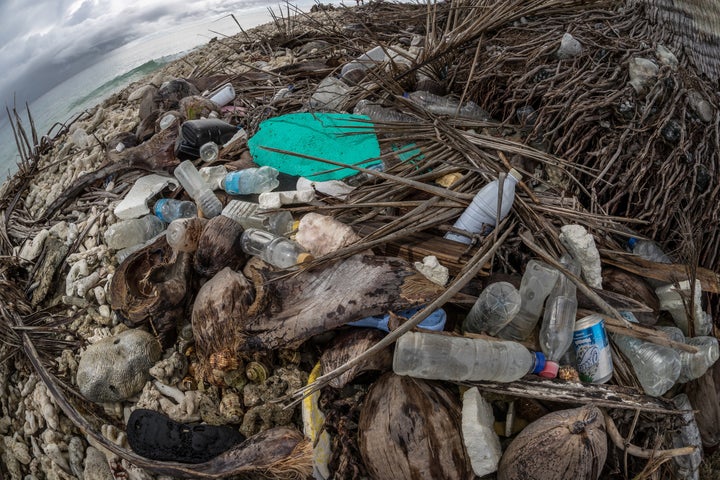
531, 351, 546, 375
297, 253, 314, 264
627, 237, 638, 249
539, 361, 559, 379
508, 168, 522, 181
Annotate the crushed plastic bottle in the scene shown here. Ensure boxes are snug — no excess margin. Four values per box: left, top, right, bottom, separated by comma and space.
463, 282, 521, 336
222, 200, 296, 236
497, 260, 560, 341
444, 169, 521, 244
221, 167, 280, 195
153, 199, 198, 223
104, 215, 166, 251
173, 160, 222, 218
404, 90, 490, 121
612, 313, 681, 396
240, 228, 312, 269
353, 99, 415, 123
655, 280, 710, 336
393, 331, 546, 382
348, 306, 446, 332
539, 255, 581, 377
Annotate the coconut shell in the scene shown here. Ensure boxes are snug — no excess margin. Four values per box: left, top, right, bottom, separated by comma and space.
194, 215, 247, 277
358, 373, 473, 480
192, 267, 255, 383
498, 404, 607, 480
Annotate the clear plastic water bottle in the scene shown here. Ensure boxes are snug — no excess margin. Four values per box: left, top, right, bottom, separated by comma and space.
221, 167, 280, 195
659, 326, 720, 383
404, 91, 490, 121
497, 260, 560, 341
166, 217, 207, 253
222, 200, 296, 236
628, 237, 673, 263
655, 280, 710, 336
173, 160, 222, 218
104, 215, 166, 250
444, 169, 521, 244
539, 256, 581, 377
340, 46, 387, 78
393, 331, 546, 382
153, 199, 198, 223
353, 99, 415, 123
199, 142, 219, 163
349, 306, 447, 332
240, 228, 312, 269
612, 315, 681, 396
463, 282, 521, 335
670, 394, 702, 480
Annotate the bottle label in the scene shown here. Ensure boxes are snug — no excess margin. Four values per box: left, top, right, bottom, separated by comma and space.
572, 319, 613, 383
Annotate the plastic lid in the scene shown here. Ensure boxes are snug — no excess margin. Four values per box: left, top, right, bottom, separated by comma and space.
297, 253, 314, 264
627, 237, 638, 249
530, 351, 546, 375
508, 168, 522, 181
539, 361, 559, 379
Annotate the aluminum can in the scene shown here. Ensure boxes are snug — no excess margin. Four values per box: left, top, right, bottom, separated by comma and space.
572, 314, 613, 383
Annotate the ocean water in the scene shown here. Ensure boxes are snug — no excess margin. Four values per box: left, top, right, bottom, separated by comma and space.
0, 0, 317, 182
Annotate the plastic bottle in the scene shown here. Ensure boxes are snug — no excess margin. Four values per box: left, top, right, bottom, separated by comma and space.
104, 215, 166, 250
221, 167, 280, 195
353, 99, 415, 123
404, 90, 490, 121
670, 394, 702, 480
539, 256, 581, 377
153, 199, 198, 223
655, 280, 710, 336
221, 200, 296, 236
340, 46, 387, 78
628, 237, 673, 263
309, 76, 351, 110
659, 326, 720, 383
612, 321, 681, 396
173, 160, 222, 218
393, 331, 547, 382
444, 170, 521, 244
496, 260, 560, 341
166, 217, 208, 253
240, 228, 312, 269
349, 306, 446, 332
463, 282, 521, 335
199, 142, 219, 163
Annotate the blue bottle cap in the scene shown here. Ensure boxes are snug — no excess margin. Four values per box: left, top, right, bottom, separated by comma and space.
627, 237, 638, 249
153, 198, 169, 218
531, 351, 547, 375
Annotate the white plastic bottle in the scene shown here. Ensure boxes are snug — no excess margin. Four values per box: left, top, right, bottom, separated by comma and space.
463, 282, 521, 335
612, 328, 681, 397
173, 160, 222, 218
222, 200, 295, 236
497, 260, 560, 341
393, 331, 547, 382
405, 91, 490, 121
104, 215, 165, 250
539, 256, 581, 377
240, 228, 312, 269
670, 394, 702, 480
444, 169, 521, 244
221, 167, 280, 195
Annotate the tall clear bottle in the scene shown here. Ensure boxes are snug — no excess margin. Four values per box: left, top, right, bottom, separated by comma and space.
612, 317, 681, 396
221, 167, 280, 195
353, 99, 416, 123
104, 215, 166, 250
444, 169, 521, 244
404, 91, 490, 121
539, 256, 581, 377
659, 326, 720, 383
240, 228, 312, 269
463, 282, 521, 335
393, 331, 546, 382
497, 260, 560, 341
153, 199, 198, 223
670, 394, 702, 480
221, 200, 295, 236
173, 160, 222, 218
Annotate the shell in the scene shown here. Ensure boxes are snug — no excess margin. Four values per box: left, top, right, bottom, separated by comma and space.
194, 215, 247, 277
358, 373, 473, 480
498, 404, 607, 480
245, 362, 269, 383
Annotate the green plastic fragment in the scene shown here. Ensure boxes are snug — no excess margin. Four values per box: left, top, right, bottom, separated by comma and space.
247, 112, 382, 181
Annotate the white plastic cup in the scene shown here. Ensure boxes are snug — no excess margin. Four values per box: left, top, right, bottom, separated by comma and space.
209, 83, 236, 107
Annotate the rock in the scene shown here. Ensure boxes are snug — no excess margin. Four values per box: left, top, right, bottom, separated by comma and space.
76, 329, 162, 403
414, 255, 449, 286
628, 57, 658, 93
656, 44, 678, 70
295, 212, 361, 257
83, 446, 114, 480
559, 224, 602, 288
688, 91, 714, 123
557, 33, 582, 59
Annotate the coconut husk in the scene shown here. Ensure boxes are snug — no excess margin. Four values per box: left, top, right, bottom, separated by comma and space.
109, 236, 193, 347
319, 328, 392, 389
193, 215, 247, 277
358, 373, 473, 479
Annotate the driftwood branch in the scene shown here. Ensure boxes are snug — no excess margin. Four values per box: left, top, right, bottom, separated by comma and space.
603, 410, 697, 459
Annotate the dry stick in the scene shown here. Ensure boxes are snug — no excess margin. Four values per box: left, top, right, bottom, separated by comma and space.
497, 150, 540, 204
603, 411, 696, 460
287, 221, 516, 406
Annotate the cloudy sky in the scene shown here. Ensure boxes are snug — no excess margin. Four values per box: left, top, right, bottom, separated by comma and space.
0, 0, 282, 108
